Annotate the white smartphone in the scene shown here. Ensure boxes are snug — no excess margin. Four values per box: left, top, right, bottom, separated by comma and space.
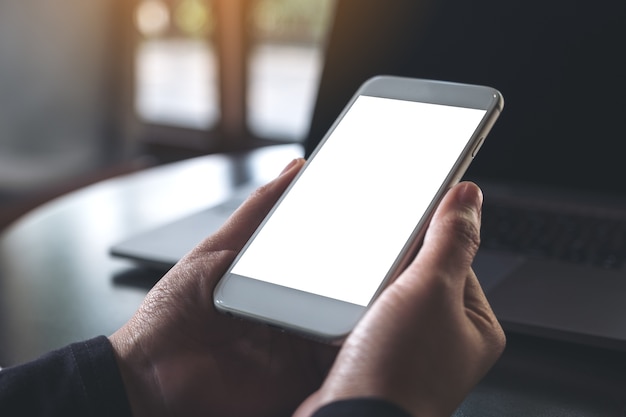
214, 76, 503, 343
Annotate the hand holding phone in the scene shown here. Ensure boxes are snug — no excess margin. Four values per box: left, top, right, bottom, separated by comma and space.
214, 76, 503, 342
111, 164, 505, 417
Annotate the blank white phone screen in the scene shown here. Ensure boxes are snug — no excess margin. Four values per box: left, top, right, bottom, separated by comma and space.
231, 95, 486, 306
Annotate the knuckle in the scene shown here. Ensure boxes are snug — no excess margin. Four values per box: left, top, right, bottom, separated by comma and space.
246, 181, 275, 206
445, 213, 481, 256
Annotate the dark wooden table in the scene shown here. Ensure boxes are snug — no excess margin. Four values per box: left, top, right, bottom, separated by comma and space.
1, 144, 625, 416
0, 144, 303, 364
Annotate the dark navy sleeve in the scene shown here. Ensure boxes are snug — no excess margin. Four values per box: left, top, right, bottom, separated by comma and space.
312, 398, 414, 417
0, 336, 132, 417
0, 336, 411, 417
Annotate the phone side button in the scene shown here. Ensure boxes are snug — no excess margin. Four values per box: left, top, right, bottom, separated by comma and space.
471, 137, 485, 157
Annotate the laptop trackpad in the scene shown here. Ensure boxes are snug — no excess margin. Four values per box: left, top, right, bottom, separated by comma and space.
487, 259, 626, 347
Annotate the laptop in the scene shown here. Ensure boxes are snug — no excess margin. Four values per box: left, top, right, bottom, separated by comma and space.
112, 0, 626, 350
110, 180, 267, 269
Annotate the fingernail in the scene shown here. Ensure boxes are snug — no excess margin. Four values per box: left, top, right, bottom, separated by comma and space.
458, 182, 483, 216
279, 158, 303, 176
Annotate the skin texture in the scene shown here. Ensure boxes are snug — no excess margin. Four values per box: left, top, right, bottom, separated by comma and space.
110, 158, 505, 417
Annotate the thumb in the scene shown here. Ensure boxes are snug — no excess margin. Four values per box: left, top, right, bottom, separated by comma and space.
401, 182, 483, 294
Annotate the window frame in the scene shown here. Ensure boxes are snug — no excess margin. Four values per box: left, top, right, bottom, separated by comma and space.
123, 0, 302, 160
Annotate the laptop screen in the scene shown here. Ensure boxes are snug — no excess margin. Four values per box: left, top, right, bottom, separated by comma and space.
305, 0, 626, 196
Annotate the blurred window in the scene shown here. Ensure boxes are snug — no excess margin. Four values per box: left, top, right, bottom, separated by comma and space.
134, 0, 218, 130
247, 0, 335, 141
132, 0, 335, 153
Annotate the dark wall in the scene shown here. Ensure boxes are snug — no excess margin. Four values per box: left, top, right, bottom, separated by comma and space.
307, 0, 626, 194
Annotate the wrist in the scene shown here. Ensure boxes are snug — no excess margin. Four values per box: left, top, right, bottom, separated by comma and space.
109, 328, 165, 417
310, 397, 414, 417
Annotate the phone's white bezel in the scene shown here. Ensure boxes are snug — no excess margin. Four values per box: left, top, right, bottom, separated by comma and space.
214, 76, 503, 343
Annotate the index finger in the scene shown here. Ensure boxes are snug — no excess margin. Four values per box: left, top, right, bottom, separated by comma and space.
196, 158, 306, 254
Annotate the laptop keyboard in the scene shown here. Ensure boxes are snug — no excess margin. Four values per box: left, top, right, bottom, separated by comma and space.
480, 202, 626, 270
